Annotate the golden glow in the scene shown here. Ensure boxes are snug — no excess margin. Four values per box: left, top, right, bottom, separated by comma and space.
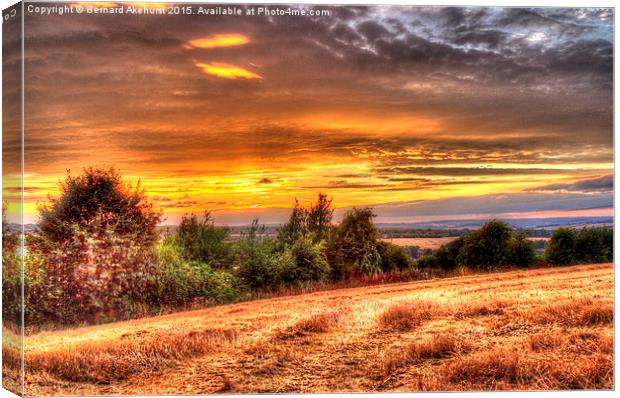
188, 34, 250, 49
195, 62, 262, 80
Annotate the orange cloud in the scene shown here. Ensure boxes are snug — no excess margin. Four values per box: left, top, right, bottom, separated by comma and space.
195, 62, 262, 80
188, 34, 250, 49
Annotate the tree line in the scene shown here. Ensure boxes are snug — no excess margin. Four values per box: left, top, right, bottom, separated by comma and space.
1, 167, 613, 327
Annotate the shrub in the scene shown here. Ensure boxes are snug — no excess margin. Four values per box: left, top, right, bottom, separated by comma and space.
279, 237, 331, 284
30, 214, 159, 325
433, 236, 466, 270
544, 228, 576, 265
176, 211, 232, 268
153, 236, 201, 307
377, 241, 415, 272
418, 221, 538, 270
574, 227, 613, 263
507, 233, 537, 266
234, 220, 284, 290
194, 264, 242, 304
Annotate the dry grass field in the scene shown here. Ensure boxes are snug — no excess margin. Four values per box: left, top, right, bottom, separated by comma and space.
5, 263, 614, 395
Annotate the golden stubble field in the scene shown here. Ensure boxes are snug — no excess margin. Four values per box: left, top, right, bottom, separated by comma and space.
5, 263, 614, 395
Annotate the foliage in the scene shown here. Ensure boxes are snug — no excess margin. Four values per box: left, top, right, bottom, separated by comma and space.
176, 211, 231, 268
327, 208, 382, 278
307, 193, 334, 242
377, 241, 415, 272
276, 199, 308, 246
2, 203, 22, 327
30, 214, 159, 324
152, 236, 202, 307
507, 233, 537, 266
234, 220, 284, 290
280, 237, 331, 284
573, 227, 613, 264
457, 220, 512, 269
277, 193, 334, 245
545, 227, 612, 265
38, 167, 161, 246
419, 221, 536, 270
543, 228, 576, 265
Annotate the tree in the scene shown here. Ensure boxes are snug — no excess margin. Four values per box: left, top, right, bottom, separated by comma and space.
176, 211, 231, 268
285, 237, 331, 283
508, 233, 537, 266
327, 208, 382, 278
307, 193, 334, 242
458, 220, 512, 269
574, 227, 613, 264
377, 241, 414, 272
544, 228, 576, 265
277, 199, 308, 246
38, 167, 161, 245
31, 167, 163, 324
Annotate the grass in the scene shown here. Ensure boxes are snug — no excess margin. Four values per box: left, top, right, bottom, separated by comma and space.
381, 334, 458, 377
524, 298, 614, 327
12, 262, 614, 395
378, 300, 439, 331
25, 327, 237, 383
275, 310, 343, 339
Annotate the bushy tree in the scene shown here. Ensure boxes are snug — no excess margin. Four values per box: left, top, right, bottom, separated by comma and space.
38, 167, 161, 245
30, 167, 163, 325
458, 220, 512, 269
544, 228, 576, 265
281, 237, 331, 283
574, 227, 613, 263
234, 220, 284, 290
327, 208, 382, 278
432, 236, 466, 270
507, 233, 537, 266
377, 241, 414, 272
35, 213, 158, 324
417, 221, 533, 270
544, 227, 612, 265
176, 211, 231, 268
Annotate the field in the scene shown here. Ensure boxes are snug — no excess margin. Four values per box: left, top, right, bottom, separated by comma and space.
385, 237, 549, 250
8, 263, 614, 395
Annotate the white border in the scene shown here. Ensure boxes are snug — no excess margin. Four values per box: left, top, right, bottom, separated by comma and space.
0, 1, 616, 397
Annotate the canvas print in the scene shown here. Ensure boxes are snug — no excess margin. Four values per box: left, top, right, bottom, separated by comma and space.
1, 1, 614, 395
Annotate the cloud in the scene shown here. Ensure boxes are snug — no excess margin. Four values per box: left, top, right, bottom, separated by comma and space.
528, 174, 613, 193
187, 34, 249, 49
195, 62, 262, 79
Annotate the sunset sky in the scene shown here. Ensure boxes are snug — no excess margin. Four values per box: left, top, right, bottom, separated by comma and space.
2, 3, 613, 225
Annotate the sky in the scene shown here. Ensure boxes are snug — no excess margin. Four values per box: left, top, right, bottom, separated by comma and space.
2, 3, 614, 225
